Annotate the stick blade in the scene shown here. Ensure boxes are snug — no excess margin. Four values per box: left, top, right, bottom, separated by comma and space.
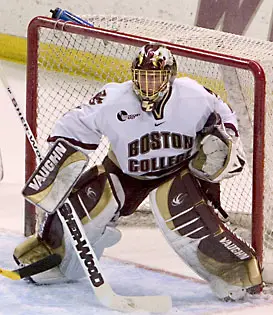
111, 295, 172, 313
95, 283, 172, 313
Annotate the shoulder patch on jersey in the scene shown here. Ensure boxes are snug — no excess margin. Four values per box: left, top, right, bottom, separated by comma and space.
89, 90, 107, 105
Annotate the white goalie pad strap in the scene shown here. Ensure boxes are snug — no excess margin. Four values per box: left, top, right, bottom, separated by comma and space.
189, 126, 246, 183
22, 139, 89, 213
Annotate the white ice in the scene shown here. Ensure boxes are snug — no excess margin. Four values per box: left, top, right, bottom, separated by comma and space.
0, 61, 273, 315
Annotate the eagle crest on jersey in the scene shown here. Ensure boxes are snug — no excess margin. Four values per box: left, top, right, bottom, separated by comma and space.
23, 139, 89, 213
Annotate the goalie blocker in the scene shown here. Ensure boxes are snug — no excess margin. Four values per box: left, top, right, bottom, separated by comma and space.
22, 139, 89, 214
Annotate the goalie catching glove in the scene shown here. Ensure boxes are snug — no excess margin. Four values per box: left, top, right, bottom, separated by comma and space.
189, 112, 246, 183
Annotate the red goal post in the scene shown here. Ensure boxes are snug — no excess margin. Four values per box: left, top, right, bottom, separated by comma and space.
26, 16, 270, 278
0, 149, 3, 181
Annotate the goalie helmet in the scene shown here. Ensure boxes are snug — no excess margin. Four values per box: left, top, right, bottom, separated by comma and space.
131, 43, 177, 112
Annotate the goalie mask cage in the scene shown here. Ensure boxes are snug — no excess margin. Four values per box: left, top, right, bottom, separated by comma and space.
26, 15, 273, 281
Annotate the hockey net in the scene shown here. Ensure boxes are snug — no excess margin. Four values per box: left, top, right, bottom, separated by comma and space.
26, 15, 273, 282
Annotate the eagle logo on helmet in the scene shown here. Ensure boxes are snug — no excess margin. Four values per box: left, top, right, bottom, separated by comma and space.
147, 49, 154, 58
137, 45, 174, 70
151, 46, 173, 69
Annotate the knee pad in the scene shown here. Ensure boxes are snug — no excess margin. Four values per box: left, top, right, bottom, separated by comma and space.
150, 169, 262, 300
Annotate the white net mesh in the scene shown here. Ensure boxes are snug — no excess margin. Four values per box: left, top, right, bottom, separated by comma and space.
26, 15, 273, 277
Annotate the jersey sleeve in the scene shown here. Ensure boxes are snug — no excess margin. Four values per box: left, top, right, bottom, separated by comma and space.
205, 88, 239, 136
47, 104, 103, 154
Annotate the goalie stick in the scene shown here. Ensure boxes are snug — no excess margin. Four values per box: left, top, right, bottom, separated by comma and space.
0, 63, 172, 313
0, 254, 62, 280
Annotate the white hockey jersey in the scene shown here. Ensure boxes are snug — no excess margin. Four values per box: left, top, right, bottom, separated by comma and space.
49, 77, 238, 178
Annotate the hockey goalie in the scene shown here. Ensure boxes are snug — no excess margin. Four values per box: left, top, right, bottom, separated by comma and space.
14, 43, 262, 301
